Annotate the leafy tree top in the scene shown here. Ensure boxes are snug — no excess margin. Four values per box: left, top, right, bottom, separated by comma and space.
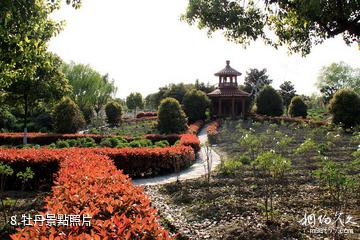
244, 68, 272, 97
279, 81, 296, 107
182, 0, 360, 55
317, 62, 360, 104
126, 92, 144, 111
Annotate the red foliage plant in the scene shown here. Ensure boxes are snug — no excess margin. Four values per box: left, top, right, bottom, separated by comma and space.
206, 120, 221, 144
10, 152, 172, 239
0, 133, 201, 238
179, 134, 201, 153
0, 134, 199, 179
185, 120, 204, 135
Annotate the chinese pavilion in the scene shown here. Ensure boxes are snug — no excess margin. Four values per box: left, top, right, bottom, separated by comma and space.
208, 60, 250, 119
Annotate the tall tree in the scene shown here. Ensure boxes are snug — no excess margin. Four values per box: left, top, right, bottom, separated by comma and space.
244, 68, 273, 97
279, 81, 296, 109
62, 62, 116, 122
126, 92, 144, 116
182, 0, 360, 55
316, 62, 360, 104
0, 0, 81, 143
93, 73, 117, 117
4, 52, 69, 136
194, 79, 216, 93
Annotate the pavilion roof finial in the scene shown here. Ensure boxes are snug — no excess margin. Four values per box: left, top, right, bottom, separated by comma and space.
214, 60, 242, 77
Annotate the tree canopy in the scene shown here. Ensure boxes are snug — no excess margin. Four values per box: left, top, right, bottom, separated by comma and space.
157, 98, 188, 134
126, 92, 144, 113
62, 62, 117, 121
183, 89, 210, 122
244, 68, 272, 97
182, 0, 360, 55
279, 81, 296, 108
316, 62, 360, 104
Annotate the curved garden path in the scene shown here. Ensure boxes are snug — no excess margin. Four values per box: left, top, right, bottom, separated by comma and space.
132, 125, 221, 186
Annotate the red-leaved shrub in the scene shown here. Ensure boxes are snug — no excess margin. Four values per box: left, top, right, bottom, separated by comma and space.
10, 152, 172, 239
179, 134, 201, 153
185, 120, 204, 135
0, 135, 200, 181
207, 120, 221, 144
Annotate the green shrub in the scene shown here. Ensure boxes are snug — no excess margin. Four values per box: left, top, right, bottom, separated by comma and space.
77, 137, 96, 148
256, 86, 284, 116
183, 89, 210, 122
221, 159, 243, 176
328, 89, 360, 128
157, 97, 188, 134
53, 97, 86, 133
154, 140, 170, 147
116, 142, 130, 148
100, 138, 118, 148
105, 101, 122, 126
55, 140, 70, 148
88, 128, 100, 134
288, 96, 308, 118
129, 139, 152, 148
100, 137, 127, 148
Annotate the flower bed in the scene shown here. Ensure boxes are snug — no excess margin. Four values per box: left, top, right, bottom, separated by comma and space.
207, 120, 221, 144
10, 152, 172, 239
185, 120, 204, 135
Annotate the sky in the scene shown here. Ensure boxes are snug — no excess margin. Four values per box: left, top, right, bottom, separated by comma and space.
48, 0, 360, 99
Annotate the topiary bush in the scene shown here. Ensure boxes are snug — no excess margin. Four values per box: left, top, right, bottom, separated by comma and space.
53, 97, 85, 133
157, 97, 188, 134
328, 89, 360, 128
288, 96, 308, 118
256, 86, 284, 116
105, 101, 122, 126
183, 89, 210, 122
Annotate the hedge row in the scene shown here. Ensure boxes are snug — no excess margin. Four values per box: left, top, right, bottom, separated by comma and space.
0, 133, 185, 146
0, 135, 200, 184
92, 145, 195, 177
185, 120, 204, 135
11, 152, 172, 239
207, 120, 221, 144
250, 113, 328, 127
136, 111, 157, 118
0, 149, 63, 190
124, 116, 158, 122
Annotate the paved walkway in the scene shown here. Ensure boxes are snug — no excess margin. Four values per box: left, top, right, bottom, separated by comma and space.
132, 125, 221, 186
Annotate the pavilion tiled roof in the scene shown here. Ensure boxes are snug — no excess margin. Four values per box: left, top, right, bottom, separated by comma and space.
208, 88, 250, 97
214, 60, 242, 77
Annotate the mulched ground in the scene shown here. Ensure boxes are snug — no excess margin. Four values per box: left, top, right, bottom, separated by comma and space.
144, 121, 360, 240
